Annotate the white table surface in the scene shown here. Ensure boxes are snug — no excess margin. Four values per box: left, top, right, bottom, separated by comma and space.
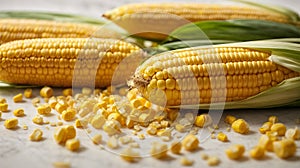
0, 0, 300, 168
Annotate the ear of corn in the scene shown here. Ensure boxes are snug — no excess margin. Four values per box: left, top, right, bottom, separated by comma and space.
103, 2, 299, 40
0, 18, 121, 44
0, 38, 144, 87
165, 20, 300, 45
130, 39, 300, 109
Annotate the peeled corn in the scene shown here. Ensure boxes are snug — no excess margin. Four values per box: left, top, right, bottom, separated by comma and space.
0, 38, 144, 87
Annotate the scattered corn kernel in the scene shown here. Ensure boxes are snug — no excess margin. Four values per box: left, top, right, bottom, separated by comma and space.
31, 97, 40, 107
91, 114, 106, 129
22, 124, 28, 130
225, 115, 237, 125
55, 103, 68, 114
211, 133, 216, 139
65, 125, 76, 140
107, 136, 119, 149
119, 136, 132, 145
32, 115, 44, 125
273, 139, 297, 159
52, 162, 70, 168
75, 119, 88, 128
270, 123, 286, 136
0, 97, 6, 103
217, 132, 228, 142
65, 138, 80, 151
40, 86, 53, 98
258, 134, 277, 152
146, 126, 157, 135
13, 93, 23, 103
133, 125, 142, 132
182, 134, 199, 151
61, 108, 76, 121
13, 108, 25, 117
4, 118, 18, 129
120, 147, 140, 162
175, 124, 186, 133
225, 144, 245, 160
249, 146, 265, 159
180, 157, 194, 166
170, 141, 182, 154
150, 142, 168, 159
24, 88, 32, 98
129, 142, 140, 148
259, 121, 273, 134
54, 127, 67, 144
285, 127, 300, 140
0, 103, 8, 112
82, 87, 92, 95
50, 122, 57, 127
37, 104, 52, 115
103, 120, 121, 136
62, 88, 73, 97
194, 114, 212, 127
268, 116, 278, 124
137, 134, 145, 140
29, 128, 43, 141
207, 156, 220, 166
232, 119, 249, 134
57, 121, 64, 126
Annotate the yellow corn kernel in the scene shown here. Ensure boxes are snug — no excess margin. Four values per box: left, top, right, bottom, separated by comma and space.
55, 103, 68, 114
81, 87, 92, 95
65, 139, 80, 151
146, 126, 157, 135
64, 125, 76, 140
249, 146, 265, 159
91, 114, 106, 129
57, 121, 64, 126
285, 127, 300, 140
32, 115, 44, 125
126, 116, 135, 128
108, 112, 125, 126
175, 124, 186, 133
156, 128, 172, 138
40, 86, 53, 98
273, 139, 296, 159
103, 120, 121, 136
0, 97, 6, 103
119, 136, 132, 145
23, 124, 28, 130
137, 133, 145, 140
194, 114, 212, 128
48, 97, 57, 109
133, 125, 142, 132
107, 136, 119, 149
207, 156, 220, 166
225, 144, 245, 160
54, 127, 67, 144
0, 103, 8, 112
150, 142, 168, 159
61, 108, 76, 121
37, 104, 52, 115
127, 88, 137, 100
182, 134, 199, 151
211, 133, 216, 139
13, 108, 25, 117
52, 162, 71, 168
120, 147, 140, 162
217, 132, 228, 142
4, 118, 18, 129
180, 157, 194, 166
166, 108, 179, 121
92, 134, 102, 145
31, 97, 40, 107
268, 116, 278, 124
160, 120, 169, 128
29, 128, 43, 141
13, 93, 23, 103
170, 141, 182, 154
62, 88, 73, 97
224, 115, 237, 125
232, 119, 249, 134
270, 123, 286, 136
24, 88, 32, 98
259, 121, 273, 134
258, 134, 277, 152
75, 119, 88, 128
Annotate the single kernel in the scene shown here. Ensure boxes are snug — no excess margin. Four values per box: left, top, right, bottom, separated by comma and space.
29, 128, 43, 141
285, 127, 300, 140
24, 88, 32, 98
65, 138, 80, 151
224, 115, 237, 125
61, 108, 76, 121
32, 115, 44, 125
75, 119, 88, 128
40, 86, 53, 98
217, 132, 228, 142
52, 162, 70, 168
4, 118, 18, 129
62, 88, 73, 96
249, 146, 265, 159
180, 157, 194, 166
31, 97, 40, 107
225, 144, 245, 160
13, 108, 25, 117
232, 119, 249, 134
207, 156, 220, 166
170, 141, 182, 154
37, 104, 52, 115
182, 134, 199, 151
259, 122, 273, 134
268, 116, 278, 124
194, 114, 212, 127
150, 142, 168, 159
0, 103, 8, 112
0, 97, 6, 103
13, 93, 23, 103
273, 139, 296, 159
92, 134, 102, 145
22, 124, 28, 130
270, 123, 286, 136
107, 136, 119, 149
120, 147, 140, 162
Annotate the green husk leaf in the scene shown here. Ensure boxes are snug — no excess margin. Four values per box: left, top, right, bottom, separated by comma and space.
166, 20, 300, 43
231, 0, 300, 21
0, 11, 106, 25
167, 40, 300, 109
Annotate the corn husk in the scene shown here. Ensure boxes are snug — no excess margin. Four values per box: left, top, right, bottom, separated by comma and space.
165, 20, 300, 45
159, 39, 300, 109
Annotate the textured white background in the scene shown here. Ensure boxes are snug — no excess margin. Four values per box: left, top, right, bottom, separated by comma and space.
0, 0, 300, 168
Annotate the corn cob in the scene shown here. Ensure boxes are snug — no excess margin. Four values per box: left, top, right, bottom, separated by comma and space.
130, 46, 300, 106
103, 3, 296, 40
0, 19, 121, 44
0, 38, 143, 87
